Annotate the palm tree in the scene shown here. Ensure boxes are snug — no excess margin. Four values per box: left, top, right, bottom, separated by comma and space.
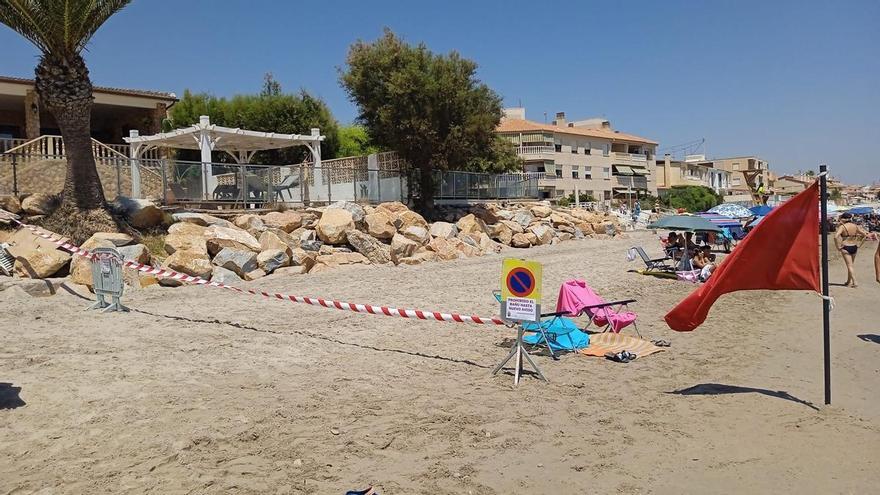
0, 0, 132, 241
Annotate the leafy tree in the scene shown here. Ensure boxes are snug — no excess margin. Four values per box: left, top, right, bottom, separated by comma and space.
664, 185, 721, 212
261, 72, 282, 97
170, 84, 340, 165
340, 29, 521, 216
338, 125, 380, 157
0, 0, 131, 241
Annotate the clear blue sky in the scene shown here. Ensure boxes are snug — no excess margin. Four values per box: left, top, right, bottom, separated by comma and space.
2, 0, 878, 183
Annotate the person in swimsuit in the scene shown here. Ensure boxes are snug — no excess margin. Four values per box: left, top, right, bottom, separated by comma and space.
834, 212, 869, 287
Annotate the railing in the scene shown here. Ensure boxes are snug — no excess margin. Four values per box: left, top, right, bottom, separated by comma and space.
612, 151, 648, 162
614, 175, 648, 189
518, 145, 555, 155
0, 138, 29, 154
434, 170, 540, 200
106, 142, 160, 160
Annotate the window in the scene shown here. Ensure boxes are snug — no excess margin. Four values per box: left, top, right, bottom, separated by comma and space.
555, 168, 563, 178
603, 144, 610, 157
554, 144, 562, 152
572, 166, 579, 179
584, 166, 592, 179
571, 145, 578, 154
732, 162, 741, 170
603, 167, 611, 179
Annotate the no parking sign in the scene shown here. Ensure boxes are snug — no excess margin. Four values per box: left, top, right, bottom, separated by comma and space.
500, 258, 542, 323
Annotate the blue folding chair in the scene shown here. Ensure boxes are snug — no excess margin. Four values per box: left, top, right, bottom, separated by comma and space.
493, 291, 589, 359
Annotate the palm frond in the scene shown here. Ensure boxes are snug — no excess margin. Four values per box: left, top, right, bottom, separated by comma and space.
0, 0, 131, 55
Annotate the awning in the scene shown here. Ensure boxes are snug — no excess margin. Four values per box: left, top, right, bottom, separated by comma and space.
613, 165, 634, 175
630, 166, 648, 176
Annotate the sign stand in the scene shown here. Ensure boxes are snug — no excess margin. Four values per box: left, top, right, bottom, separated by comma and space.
493, 258, 546, 385
87, 247, 129, 313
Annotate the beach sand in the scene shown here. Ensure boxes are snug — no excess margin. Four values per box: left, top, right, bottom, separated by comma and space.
1, 232, 878, 494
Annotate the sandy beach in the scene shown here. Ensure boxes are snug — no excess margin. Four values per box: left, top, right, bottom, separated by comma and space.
1, 231, 878, 494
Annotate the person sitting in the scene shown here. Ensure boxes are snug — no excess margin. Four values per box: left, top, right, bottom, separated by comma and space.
693, 245, 717, 282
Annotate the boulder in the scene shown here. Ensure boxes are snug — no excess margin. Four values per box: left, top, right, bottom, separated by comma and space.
451, 237, 480, 257
289, 248, 317, 272
316, 208, 354, 245
524, 232, 539, 245
558, 232, 574, 242
390, 233, 419, 264
499, 219, 524, 234
345, 230, 392, 265
212, 248, 258, 277
457, 232, 482, 249
301, 240, 322, 252
426, 237, 459, 261
375, 201, 409, 216
528, 224, 554, 245
487, 222, 513, 245
394, 210, 428, 231
402, 225, 430, 245
511, 211, 534, 228
171, 212, 234, 228
69, 235, 116, 286
299, 229, 317, 243
556, 224, 575, 234
327, 201, 366, 224
429, 221, 458, 239
7, 228, 71, 278
363, 211, 396, 240
399, 249, 438, 265
0, 196, 21, 214
258, 230, 294, 257
261, 211, 303, 232
204, 225, 261, 255
91, 232, 134, 247
530, 205, 552, 218
496, 209, 515, 221
470, 204, 500, 224
316, 252, 368, 266
167, 222, 208, 236
456, 214, 488, 235
478, 233, 503, 254
244, 268, 266, 281
549, 212, 574, 227
117, 244, 151, 264
256, 249, 290, 274
210, 266, 243, 284
234, 214, 266, 234
163, 250, 213, 279
20, 193, 56, 216
272, 265, 309, 276
0, 277, 66, 297
511, 232, 532, 248
164, 233, 206, 256
114, 197, 163, 228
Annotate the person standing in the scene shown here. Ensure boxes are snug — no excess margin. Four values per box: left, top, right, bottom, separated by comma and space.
834, 212, 869, 287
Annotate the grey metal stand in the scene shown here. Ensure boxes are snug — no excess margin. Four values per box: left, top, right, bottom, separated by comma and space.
492, 324, 547, 385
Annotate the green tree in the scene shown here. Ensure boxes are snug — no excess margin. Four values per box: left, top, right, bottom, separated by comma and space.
340, 29, 520, 216
664, 185, 721, 212
260, 72, 282, 97
0, 0, 131, 241
338, 125, 380, 157
170, 85, 340, 165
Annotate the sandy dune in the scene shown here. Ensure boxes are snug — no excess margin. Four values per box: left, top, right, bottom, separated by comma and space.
1, 232, 878, 494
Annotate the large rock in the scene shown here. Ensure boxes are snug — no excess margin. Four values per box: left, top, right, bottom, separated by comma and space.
426, 237, 460, 261
0, 196, 21, 214
256, 249, 290, 274
117, 243, 151, 264
212, 248, 258, 277
114, 197, 163, 228
164, 233, 207, 255
399, 249, 438, 265
470, 204, 500, 224
457, 232, 482, 249
528, 224, 554, 245
316, 252, 368, 266
327, 201, 366, 224
20, 193, 56, 216
289, 248, 317, 272
487, 222, 513, 246
244, 268, 266, 281
455, 214, 488, 235
375, 201, 409, 217
549, 212, 574, 227
511, 211, 534, 228
363, 211, 396, 240
0, 277, 66, 297
390, 233, 419, 264
91, 232, 134, 247
510, 232, 532, 248
429, 222, 458, 239
262, 211, 303, 232
316, 208, 354, 245
163, 250, 213, 279
477, 233, 503, 254
394, 210, 428, 232
211, 266, 243, 284
402, 225, 430, 245
69, 235, 116, 286
7, 228, 71, 278
204, 225, 261, 255
258, 230, 294, 257
496, 209, 515, 221
450, 237, 480, 257
167, 222, 208, 236
171, 212, 234, 229
530, 205, 552, 218
346, 230, 392, 265
233, 214, 266, 234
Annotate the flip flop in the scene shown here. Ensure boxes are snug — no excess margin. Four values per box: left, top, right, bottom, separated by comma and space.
652, 339, 671, 347
622, 350, 638, 361
605, 351, 631, 363
345, 488, 377, 495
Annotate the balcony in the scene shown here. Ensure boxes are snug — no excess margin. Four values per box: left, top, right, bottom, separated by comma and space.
614, 175, 648, 189
612, 151, 649, 166
517, 145, 555, 156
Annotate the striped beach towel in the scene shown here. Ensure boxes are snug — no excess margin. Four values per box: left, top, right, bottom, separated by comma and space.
579, 333, 665, 359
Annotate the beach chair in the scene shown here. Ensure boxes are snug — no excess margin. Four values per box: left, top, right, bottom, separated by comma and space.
556, 279, 641, 338
632, 246, 674, 272
493, 291, 588, 359
274, 174, 301, 201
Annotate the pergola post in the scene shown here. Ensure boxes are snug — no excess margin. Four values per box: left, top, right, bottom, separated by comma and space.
128, 130, 142, 198
199, 115, 214, 200
310, 128, 323, 202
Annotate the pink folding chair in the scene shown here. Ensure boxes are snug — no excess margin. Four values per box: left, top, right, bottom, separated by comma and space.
556, 279, 641, 337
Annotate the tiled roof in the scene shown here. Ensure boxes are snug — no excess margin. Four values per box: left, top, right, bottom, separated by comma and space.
497, 118, 657, 145
0, 75, 177, 101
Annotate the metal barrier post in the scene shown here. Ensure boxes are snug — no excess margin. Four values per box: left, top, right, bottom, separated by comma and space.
160, 159, 168, 205
12, 154, 18, 196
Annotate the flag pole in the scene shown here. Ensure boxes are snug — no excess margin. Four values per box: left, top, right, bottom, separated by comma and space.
819, 164, 831, 405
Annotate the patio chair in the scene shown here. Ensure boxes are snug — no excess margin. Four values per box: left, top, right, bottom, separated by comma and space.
274, 174, 301, 201
556, 279, 641, 338
213, 184, 239, 200
632, 246, 674, 272
493, 291, 588, 359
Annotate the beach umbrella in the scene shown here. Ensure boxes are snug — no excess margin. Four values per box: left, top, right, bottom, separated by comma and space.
709, 203, 754, 219
647, 215, 723, 232
749, 205, 773, 216
697, 212, 741, 228
747, 216, 764, 228
847, 206, 874, 215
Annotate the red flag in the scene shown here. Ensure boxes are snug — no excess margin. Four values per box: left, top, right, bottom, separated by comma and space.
665, 182, 821, 331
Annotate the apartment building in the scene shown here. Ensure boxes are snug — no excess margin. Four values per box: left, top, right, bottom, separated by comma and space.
496, 109, 658, 202
655, 154, 732, 195
699, 155, 770, 192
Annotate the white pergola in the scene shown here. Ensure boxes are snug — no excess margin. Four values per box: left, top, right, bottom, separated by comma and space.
123, 115, 324, 199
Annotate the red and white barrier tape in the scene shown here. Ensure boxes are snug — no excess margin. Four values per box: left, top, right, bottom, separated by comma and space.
11, 220, 506, 326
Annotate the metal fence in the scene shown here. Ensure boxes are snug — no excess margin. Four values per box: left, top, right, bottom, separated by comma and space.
434, 170, 540, 200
